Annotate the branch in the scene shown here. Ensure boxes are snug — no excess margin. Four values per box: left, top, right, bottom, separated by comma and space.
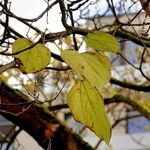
114, 29, 150, 47
59, 0, 70, 29
110, 78, 150, 92
112, 114, 142, 128
44, 27, 150, 48
105, 95, 150, 121
0, 61, 16, 74
1, 17, 150, 48
0, 0, 9, 45
49, 95, 150, 121
0, 19, 23, 38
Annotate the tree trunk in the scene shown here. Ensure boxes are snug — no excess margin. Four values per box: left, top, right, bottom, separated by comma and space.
0, 82, 93, 150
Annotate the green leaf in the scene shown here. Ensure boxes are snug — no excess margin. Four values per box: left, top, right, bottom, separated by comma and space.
67, 79, 111, 144
61, 50, 111, 88
12, 38, 51, 73
85, 32, 120, 52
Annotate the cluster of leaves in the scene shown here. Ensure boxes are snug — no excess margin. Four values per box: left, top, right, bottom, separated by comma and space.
12, 31, 120, 144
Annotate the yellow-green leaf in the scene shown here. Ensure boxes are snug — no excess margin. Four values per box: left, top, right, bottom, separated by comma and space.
145, 125, 150, 131
67, 79, 111, 144
85, 32, 120, 52
61, 50, 111, 88
12, 38, 51, 73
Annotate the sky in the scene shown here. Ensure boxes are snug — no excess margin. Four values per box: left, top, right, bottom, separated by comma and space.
10, 0, 64, 35
9, 0, 141, 36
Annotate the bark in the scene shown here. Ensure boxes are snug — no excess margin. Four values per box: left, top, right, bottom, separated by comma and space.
0, 82, 93, 150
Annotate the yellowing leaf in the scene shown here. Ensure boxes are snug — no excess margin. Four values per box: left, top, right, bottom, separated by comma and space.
67, 79, 111, 144
12, 38, 51, 73
61, 50, 111, 88
85, 32, 120, 52
145, 125, 150, 131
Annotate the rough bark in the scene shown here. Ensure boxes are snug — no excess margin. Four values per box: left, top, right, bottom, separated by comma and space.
0, 82, 93, 150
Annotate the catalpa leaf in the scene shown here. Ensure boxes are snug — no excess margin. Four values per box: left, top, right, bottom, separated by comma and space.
12, 38, 51, 73
61, 50, 111, 88
67, 79, 111, 144
85, 32, 120, 52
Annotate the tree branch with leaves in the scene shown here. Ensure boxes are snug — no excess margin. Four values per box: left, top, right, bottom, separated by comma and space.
0, 0, 150, 149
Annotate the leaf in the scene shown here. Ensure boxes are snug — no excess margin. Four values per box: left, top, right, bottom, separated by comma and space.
61, 50, 111, 88
85, 32, 120, 52
145, 125, 150, 131
67, 79, 111, 144
12, 38, 51, 73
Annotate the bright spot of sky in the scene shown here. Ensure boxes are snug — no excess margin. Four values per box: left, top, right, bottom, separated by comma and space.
10, 0, 64, 33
